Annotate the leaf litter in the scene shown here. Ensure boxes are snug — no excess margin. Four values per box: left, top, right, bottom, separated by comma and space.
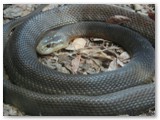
39, 37, 130, 75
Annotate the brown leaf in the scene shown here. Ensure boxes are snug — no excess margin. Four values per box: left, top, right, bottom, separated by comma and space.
86, 59, 94, 65
86, 68, 97, 74
80, 48, 114, 61
103, 49, 117, 58
108, 46, 121, 50
108, 58, 119, 71
79, 48, 94, 54
117, 59, 125, 67
60, 67, 70, 74
56, 64, 70, 74
58, 54, 70, 65
107, 15, 131, 24
86, 59, 100, 72
71, 55, 81, 74
94, 53, 113, 60
92, 58, 102, 67
65, 38, 86, 50
119, 52, 130, 61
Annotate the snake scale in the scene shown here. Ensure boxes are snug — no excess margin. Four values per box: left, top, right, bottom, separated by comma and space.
3, 4, 155, 115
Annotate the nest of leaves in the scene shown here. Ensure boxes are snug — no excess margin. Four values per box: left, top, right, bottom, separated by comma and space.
39, 37, 130, 74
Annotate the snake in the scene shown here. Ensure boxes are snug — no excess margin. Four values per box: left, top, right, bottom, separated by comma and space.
3, 4, 155, 116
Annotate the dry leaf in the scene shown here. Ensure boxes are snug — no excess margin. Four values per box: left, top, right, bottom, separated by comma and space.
98, 51, 115, 60
39, 37, 131, 75
103, 49, 117, 58
108, 46, 121, 50
108, 59, 119, 71
107, 15, 131, 24
86, 59, 95, 67
58, 54, 70, 64
71, 55, 81, 74
65, 38, 86, 50
80, 48, 114, 61
60, 67, 70, 74
117, 59, 125, 67
56, 63, 70, 74
92, 58, 102, 67
119, 52, 130, 61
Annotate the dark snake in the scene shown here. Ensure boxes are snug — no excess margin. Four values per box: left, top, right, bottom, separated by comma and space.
3, 4, 155, 115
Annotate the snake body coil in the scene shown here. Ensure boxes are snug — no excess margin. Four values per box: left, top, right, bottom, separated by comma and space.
3, 5, 155, 115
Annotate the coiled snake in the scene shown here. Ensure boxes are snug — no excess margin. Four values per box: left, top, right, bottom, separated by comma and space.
3, 4, 155, 115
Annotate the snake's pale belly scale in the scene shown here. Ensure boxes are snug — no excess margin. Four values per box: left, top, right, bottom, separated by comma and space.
3, 5, 155, 115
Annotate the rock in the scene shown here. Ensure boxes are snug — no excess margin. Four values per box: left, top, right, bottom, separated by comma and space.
3, 6, 22, 18
3, 104, 24, 116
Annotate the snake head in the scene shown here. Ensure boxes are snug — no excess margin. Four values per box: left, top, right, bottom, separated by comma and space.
36, 32, 69, 55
